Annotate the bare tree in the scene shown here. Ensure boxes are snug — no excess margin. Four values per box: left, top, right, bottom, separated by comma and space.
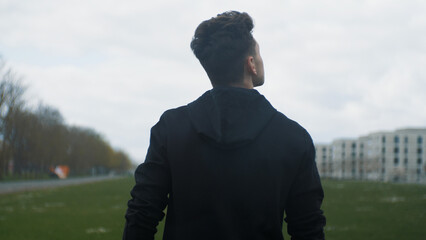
34, 104, 68, 173
0, 56, 133, 179
0, 57, 26, 179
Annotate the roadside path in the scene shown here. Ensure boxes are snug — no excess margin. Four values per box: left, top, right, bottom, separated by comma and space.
0, 175, 124, 195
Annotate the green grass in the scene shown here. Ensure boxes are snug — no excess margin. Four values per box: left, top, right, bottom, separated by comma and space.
0, 178, 425, 240
0, 177, 134, 240
320, 180, 426, 240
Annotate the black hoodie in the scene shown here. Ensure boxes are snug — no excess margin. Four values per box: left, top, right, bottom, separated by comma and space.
124, 87, 325, 240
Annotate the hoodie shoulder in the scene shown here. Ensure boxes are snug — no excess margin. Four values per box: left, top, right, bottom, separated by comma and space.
159, 105, 190, 126
270, 111, 314, 149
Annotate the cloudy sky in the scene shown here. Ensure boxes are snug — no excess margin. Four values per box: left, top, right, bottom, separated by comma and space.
1, 0, 425, 163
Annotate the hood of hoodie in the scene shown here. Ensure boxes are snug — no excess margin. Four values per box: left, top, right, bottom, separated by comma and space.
187, 87, 277, 148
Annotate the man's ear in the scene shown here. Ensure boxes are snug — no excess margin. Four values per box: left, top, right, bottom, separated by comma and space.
246, 56, 257, 75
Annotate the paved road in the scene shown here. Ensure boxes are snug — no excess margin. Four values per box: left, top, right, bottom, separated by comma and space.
0, 175, 124, 195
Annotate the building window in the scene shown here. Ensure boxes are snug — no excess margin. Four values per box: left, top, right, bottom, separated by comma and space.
404, 148, 408, 154
382, 136, 386, 143
417, 148, 422, 154
394, 158, 399, 165
342, 143, 345, 148
418, 158, 423, 164
382, 158, 386, 163
404, 136, 408, 143
382, 147, 386, 154
394, 136, 399, 143
404, 158, 408, 165
418, 136, 423, 144
382, 168, 385, 173
394, 147, 399, 153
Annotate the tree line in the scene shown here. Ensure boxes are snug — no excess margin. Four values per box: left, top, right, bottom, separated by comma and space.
0, 57, 133, 180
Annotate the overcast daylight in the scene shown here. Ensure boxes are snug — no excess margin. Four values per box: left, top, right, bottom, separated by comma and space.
1, 0, 425, 163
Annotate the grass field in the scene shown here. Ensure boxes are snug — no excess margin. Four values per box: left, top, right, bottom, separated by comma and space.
0, 177, 425, 240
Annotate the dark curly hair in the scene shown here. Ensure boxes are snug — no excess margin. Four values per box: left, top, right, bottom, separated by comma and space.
190, 11, 256, 86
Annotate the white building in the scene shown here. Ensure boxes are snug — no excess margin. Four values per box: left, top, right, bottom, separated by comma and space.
315, 143, 333, 178
315, 128, 426, 183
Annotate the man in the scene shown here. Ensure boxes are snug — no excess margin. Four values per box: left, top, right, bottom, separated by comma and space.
123, 11, 326, 240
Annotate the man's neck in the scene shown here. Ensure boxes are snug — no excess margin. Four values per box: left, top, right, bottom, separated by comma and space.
228, 80, 253, 89
213, 77, 253, 89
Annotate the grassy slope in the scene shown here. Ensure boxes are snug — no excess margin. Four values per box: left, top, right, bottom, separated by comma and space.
0, 178, 425, 240
320, 180, 426, 240
0, 178, 133, 240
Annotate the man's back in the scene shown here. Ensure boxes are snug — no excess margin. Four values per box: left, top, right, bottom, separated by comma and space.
124, 87, 325, 239
123, 10, 325, 240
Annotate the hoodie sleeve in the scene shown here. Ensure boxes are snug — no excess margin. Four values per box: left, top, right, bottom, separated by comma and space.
123, 115, 171, 240
284, 131, 326, 240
